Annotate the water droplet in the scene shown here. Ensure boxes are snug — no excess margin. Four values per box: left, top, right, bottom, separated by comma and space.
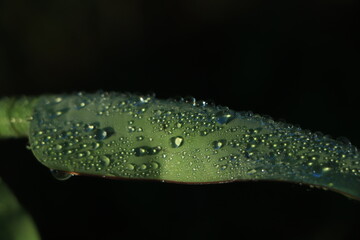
247, 169, 257, 175
128, 126, 136, 133
134, 147, 148, 156
84, 122, 99, 132
133, 146, 160, 156
74, 97, 89, 109
100, 155, 111, 167
215, 111, 235, 125
48, 108, 69, 119
51, 169, 72, 181
170, 136, 184, 148
220, 165, 227, 170
53, 97, 63, 103
212, 140, 226, 149
94, 127, 115, 140
125, 163, 135, 170
200, 130, 208, 136
55, 144, 63, 150
78, 102, 86, 109
92, 142, 102, 149
152, 146, 162, 154
151, 161, 160, 169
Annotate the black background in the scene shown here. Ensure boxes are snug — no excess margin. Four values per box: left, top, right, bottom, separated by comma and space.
1, 1, 360, 239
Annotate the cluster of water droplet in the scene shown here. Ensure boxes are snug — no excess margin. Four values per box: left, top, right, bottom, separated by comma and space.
28, 92, 360, 198
29, 92, 163, 180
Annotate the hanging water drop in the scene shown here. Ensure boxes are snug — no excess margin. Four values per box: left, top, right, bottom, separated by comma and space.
50, 169, 73, 181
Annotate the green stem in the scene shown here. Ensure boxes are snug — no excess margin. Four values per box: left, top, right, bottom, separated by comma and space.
0, 97, 39, 138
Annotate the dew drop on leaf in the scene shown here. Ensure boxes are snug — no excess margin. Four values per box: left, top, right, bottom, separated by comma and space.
212, 140, 226, 149
170, 136, 184, 148
100, 155, 111, 167
94, 127, 115, 140
215, 111, 235, 125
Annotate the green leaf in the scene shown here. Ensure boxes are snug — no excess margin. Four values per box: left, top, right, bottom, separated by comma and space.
0, 178, 41, 240
29, 92, 360, 200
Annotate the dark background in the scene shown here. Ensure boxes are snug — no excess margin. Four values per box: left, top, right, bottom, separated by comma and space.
1, 0, 360, 239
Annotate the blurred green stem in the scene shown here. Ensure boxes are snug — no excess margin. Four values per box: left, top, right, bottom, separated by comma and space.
0, 97, 39, 138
